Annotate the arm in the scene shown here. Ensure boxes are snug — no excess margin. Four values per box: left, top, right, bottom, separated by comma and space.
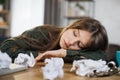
65, 49, 108, 62
35, 49, 67, 62
35, 49, 108, 63
0, 39, 39, 62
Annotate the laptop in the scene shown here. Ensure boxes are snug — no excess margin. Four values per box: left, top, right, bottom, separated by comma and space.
0, 63, 28, 76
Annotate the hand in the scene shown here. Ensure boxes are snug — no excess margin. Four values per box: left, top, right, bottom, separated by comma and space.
35, 49, 66, 62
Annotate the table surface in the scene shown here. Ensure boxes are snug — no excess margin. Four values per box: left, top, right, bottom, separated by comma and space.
0, 62, 120, 80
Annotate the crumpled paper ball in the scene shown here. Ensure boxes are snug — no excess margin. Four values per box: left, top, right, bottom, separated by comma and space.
14, 53, 35, 67
70, 59, 110, 77
42, 58, 64, 80
0, 51, 12, 69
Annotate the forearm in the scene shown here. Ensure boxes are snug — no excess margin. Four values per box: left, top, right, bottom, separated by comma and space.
35, 49, 67, 62
66, 49, 108, 61
47, 49, 67, 57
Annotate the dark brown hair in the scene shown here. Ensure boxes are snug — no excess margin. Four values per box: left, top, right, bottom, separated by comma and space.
51, 17, 108, 51
11, 25, 63, 51
11, 17, 108, 51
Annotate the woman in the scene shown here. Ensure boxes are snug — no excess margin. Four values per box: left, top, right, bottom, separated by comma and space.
0, 17, 108, 63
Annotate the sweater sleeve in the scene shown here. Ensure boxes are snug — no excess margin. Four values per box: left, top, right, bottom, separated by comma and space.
63, 49, 108, 63
0, 26, 49, 62
0, 39, 39, 62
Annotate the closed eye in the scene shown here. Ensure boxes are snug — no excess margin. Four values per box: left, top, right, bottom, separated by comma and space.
73, 29, 79, 37
73, 30, 77, 37
77, 41, 82, 49
73, 30, 81, 49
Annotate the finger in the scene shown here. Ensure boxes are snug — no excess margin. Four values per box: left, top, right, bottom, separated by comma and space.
35, 54, 44, 62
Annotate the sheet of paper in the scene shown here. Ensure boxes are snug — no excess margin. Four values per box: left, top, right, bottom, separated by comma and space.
0, 63, 28, 76
0, 51, 12, 69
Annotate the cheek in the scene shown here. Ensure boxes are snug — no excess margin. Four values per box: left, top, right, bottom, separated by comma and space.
59, 37, 63, 47
80, 32, 92, 46
83, 36, 91, 45
59, 35, 66, 48
69, 46, 81, 50
60, 32, 69, 41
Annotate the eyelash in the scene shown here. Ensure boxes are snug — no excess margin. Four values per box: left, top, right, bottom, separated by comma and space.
73, 30, 77, 37
77, 41, 81, 48
73, 30, 81, 48
73, 30, 84, 49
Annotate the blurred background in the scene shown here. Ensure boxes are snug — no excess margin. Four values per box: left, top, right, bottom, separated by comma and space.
0, 0, 120, 45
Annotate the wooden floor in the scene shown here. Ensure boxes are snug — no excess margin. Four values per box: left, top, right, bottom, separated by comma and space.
0, 62, 120, 80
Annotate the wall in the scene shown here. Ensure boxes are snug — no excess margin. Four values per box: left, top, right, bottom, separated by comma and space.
10, 0, 120, 45
11, 0, 45, 36
95, 0, 120, 45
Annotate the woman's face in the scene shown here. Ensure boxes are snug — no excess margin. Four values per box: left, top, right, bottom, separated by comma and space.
60, 29, 92, 50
